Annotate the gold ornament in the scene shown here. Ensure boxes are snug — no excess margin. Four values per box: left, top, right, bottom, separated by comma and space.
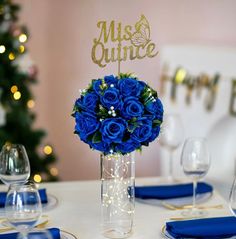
230, 79, 236, 116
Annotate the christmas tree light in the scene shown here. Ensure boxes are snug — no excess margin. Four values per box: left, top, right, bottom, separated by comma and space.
0, 45, 5, 54
0, 1, 58, 182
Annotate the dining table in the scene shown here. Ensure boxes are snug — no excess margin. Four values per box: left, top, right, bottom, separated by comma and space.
0, 177, 232, 239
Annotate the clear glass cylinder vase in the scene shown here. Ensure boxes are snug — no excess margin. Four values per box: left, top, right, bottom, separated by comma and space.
101, 152, 135, 239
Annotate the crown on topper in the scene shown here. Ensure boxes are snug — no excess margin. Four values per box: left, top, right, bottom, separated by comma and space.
91, 15, 158, 71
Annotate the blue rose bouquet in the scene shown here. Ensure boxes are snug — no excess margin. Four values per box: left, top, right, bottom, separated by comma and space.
72, 73, 163, 155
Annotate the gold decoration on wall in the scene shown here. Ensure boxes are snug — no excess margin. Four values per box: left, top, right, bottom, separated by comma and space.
91, 15, 158, 74
161, 66, 222, 111
230, 79, 236, 116
204, 74, 220, 111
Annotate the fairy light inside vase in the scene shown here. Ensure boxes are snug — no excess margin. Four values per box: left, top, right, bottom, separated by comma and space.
101, 153, 134, 217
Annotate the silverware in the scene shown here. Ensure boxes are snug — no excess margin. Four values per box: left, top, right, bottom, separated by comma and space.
162, 201, 223, 210
169, 216, 203, 221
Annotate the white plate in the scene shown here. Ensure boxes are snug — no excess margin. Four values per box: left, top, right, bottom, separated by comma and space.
136, 192, 212, 208
61, 230, 78, 239
161, 226, 176, 239
0, 194, 58, 216
0, 227, 77, 239
0, 215, 49, 230
42, 194, 59, 212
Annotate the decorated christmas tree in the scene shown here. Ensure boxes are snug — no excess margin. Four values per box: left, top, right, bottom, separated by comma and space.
0, 0, 58, 182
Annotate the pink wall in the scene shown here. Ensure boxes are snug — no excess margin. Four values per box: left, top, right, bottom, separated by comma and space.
15, 0, 236, 180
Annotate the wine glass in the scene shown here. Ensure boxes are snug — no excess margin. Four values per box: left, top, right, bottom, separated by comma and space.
5, 181, 42, 239
229, 177, 236, 216
159, 114, 184, 181
181, 137, 210, 217
0, 144, 30, 185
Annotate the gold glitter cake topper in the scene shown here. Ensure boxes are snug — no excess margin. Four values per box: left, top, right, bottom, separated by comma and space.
91, 15, 158, 73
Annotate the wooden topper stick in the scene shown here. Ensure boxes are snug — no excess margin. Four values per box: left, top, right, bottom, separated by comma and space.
117, 42, 121, 77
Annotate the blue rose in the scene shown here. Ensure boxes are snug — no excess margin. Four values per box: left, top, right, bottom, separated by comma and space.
92, 76, 118, 95
122, 97, 144, 119
143, 114, 155, 120
104, 75, 118, 87
145, 98, 164, 121
148, 125, 161, 142
101, 118, 127, 143
118, 77, 144, 97
116, 139, 140, 154
89, 141, 110, 153
101, 88, 122, 110
75, 92, 98, 113
131, 120, 153, 143
92, 79, 103, 95
74, 112, 99, 140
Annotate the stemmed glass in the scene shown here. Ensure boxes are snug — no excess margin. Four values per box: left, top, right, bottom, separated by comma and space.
159, 114, 184, 181
229, 177, 236, 216
0, 144, 30, 185
181, 137, 210, 217
5, 182, 42, 239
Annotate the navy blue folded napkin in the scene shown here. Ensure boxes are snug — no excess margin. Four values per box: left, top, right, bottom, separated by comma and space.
0, 228, 60, 239
0, 188, 48, 207
135, 182, 213, 199
166, 216, 236, 238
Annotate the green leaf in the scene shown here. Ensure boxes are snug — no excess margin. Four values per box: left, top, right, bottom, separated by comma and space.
119, 72, 136, 79
153, 119, 162, 125
92, 131, 102, 143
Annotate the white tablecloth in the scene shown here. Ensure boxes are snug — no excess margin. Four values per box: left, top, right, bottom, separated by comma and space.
1, 178, 232, 239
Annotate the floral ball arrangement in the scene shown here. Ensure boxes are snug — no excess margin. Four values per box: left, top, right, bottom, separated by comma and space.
72, 73, 164, 155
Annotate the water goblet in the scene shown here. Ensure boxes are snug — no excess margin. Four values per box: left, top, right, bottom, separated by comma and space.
0, 144, 30, 185
159, 114, 184, 181
229, 177, 236, 216
5, 181, 42, 239
181, 137, 210, 217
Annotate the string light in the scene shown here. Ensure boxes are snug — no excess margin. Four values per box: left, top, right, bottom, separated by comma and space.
34, 174, 42, 183
0, 45, 5, 54
13, 91, 21, 100
8, 52, 15, 60
101, 153, 134, 217
44, 145, 53, 155
27, 99, 35, 108
50, 167, 58, 176
10, 85, 18, 93
19, 33, 27, 43
19, 45, 25, 53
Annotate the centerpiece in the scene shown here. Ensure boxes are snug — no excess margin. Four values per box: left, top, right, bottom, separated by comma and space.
72, 13, 163, 239
72, 73, 163, 238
